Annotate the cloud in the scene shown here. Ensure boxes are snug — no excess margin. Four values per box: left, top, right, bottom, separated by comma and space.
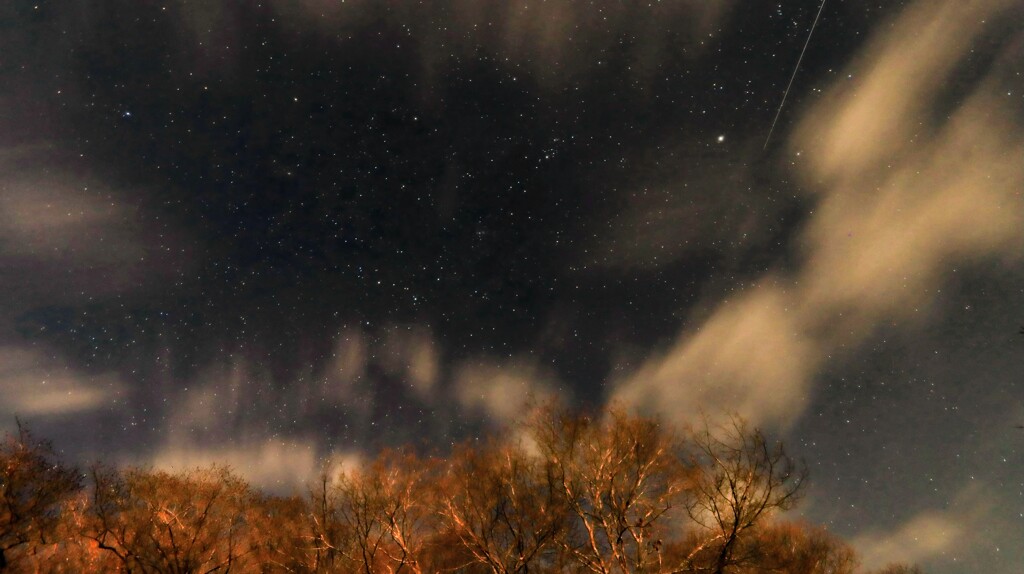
155, 331, 441, 467
452, 357, 564, 424
379, 324, 440, 402
589, 159, 768, 271
792, 0, 1024, 342
151, 439, 326, 490
611, 0, 1024, 428
850, 485, 991, 570
151, 357, 359, 489
163, 359, 295, 442
0, 345, 122, 418
151, 338, 564, 486
326, 328, 369, 400
0, 145, 193, 308
614, 285, 821, 426
274, 0, 733, 86
796, 0, 1006, 182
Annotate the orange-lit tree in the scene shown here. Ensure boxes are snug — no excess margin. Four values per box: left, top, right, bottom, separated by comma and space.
0, 424, 81, 571
439, 439, 565, 573
683, 416, 807, 574
311, 451, 437, 574
87, 465, 259, 573
528, 407, 693, 574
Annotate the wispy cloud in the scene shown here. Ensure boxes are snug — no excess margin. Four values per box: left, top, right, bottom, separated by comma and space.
0, 345, 123, 419
452, 357, 564, 424
850, 484, 992, 570
151, 439, 325, 490
611, 0, 1024, 428
379, 324, 440, 402
275, 0, 733, 87
0, 145, 193, 308
613, 284, 820, 425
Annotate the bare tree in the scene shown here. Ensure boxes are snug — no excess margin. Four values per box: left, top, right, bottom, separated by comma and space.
307, 472, 353, 573
529, 406, 692, 574
15, 490, 121, 573
439, 439, 565, 574
246, 493, 316, 573
369, 452, 437, 574
0, 423, 82, 571
312, 451, 437, 574
742, 520, 857, 574
871, 565, 923, 574
0, 411, 928, 574
683, 416, 806, 574
87, 465, 257, 573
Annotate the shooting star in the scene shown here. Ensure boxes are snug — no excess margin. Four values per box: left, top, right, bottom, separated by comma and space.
764, 0, 829, 150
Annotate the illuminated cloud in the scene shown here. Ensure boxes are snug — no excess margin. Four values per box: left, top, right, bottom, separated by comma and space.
612, 0, 1024, 428
854, 511, 963, 570
153, 358, 353, 488
850, 485, 991, 570
591, 162, 767, 271
151, 439, 325, 490
161, 358, 345, 446
275, 0, 733, 86
0, 346, 122, 418
793, 0, 1020, 186
614, 285, 821, 426
326, 328, 369, 400
0, 146, 192, 306
452, 357, 564, 424
152, 338, 561, 486
379, 324, 440, 401
157, 332, 439, 466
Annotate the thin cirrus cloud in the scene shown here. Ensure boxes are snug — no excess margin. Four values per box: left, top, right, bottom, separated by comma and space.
149, 326, 443, 487
275, 0, 732, 87
0, 145, 193, 310
0, 345, 122, 418
378, 324, 441, 403
13, 0, 734, 108
152, 359, 336, 488
590, 161, 769, 272
326, 328, 369, 397
151, 439, 326, 490
146, 336, 565, 486
611, 0, 1024, 429
452, 357, 565, 424
849, 483, 992, 570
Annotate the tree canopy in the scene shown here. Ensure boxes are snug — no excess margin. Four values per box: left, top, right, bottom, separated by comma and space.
1, 407, 922, 573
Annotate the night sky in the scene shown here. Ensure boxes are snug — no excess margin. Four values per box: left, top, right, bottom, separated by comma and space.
2, 1, 1023, 571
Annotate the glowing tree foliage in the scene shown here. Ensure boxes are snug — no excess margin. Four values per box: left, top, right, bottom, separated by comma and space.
0, 424, 81, 571
87, 465, 259, 573
0, 409, 926, 574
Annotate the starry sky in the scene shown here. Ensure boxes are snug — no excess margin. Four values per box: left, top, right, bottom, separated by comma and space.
2, 1, 1023, 571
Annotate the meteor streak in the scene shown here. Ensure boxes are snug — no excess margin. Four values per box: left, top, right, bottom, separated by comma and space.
764, 0, 828, 150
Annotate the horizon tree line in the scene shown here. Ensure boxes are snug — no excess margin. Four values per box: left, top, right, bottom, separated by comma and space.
1, 406, 922, 573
